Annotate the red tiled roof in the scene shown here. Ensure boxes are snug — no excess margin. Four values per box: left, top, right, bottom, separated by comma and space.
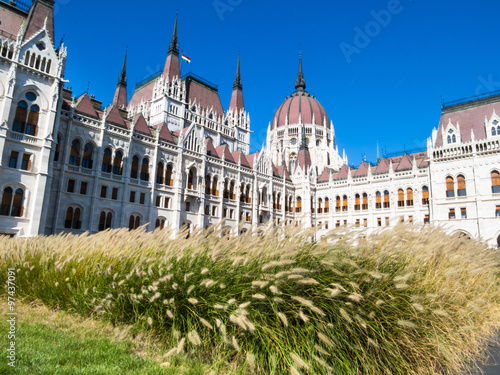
436, 98, 500, 147
317, 167, 333, 182
186, 79, 224, 116
246, 152, 259, 168
205, 138, 219, 158
276, 165, 292, 181
353, 161, 369, 177
128, 78, 157, 109
106, 105, 127, 129
75, 93, 99, 119
334, 165, 349, 179
156, 123, 176, 144
373, 158, 390, 174
133, 114, 151, 136
215, 144, 236, 163
163, 53, 180, 82
394, 154, 412, 171
272, 162, 280, 177
229, 87, 244, 113
297, 149, 311, 172
0, 5, 26, 41
272, 91, 328, 129
231, 151, 251, 168
24, 1, 54, 44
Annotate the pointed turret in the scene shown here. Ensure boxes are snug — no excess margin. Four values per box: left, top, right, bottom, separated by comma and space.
229, 54, 244, 113
162, 14, 181, 81
297, 124, 311, 173
112, 51, 128, 108
24, 0, 55, 44
295, 51, 306, 92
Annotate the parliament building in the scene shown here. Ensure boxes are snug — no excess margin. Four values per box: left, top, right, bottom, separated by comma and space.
0, 1, 499, 247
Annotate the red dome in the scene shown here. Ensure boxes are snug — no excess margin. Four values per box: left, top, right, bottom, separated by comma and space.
272, 90, 329, 129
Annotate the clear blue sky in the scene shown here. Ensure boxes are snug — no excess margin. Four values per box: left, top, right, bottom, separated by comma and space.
53, 0, 500, 165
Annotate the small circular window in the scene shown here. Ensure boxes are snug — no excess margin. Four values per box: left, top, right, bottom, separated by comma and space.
25, 92, 37, 101
291, 138, 297, 146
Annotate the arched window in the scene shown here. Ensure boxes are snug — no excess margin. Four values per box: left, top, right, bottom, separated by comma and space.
447, 135, 451, 144
113, 151, 123, 175
11, 188, 24, 217
261, 187, 267, 206
26, 104, 39, 136
188, 167, 196, 190
12, 101, 27, 133
384, 190, 390, 208
82, 143, 93, 169
452, 134, 456, 143
493, 127, 497, 136
342, 195, 348, 211
130, 156, 139, 179
69, 139, 81, 166
492, 171, 500, 193
64, 207, 82, 229
272, 191, 277, 209
101, 148, 112, 173
129, 214, 141, 230
98, 211, 113, 231
446, 176, 455, 197
457, 175, 466, 196
223, 179, 229, 199
422, 186, 429, 205
155, 217, 166, 230
246, 185, 251, 203
397, 189, 405, 207
325, 198, 329, 213
212, 176, 218, 196
375, 191, 381, 209
206, 175, 212, 195
362, 193, 368, 210
154, 162, 164, 185
0, 187, 13, 216
165, 164, 173, 186
140, 158, 149, 181
296, 196, 302, 213
240, 183, 246, 202
336, 196, 341, 212
406, 188, 414, 206
230, 180, 235, 200
277, 192, 281, 210
318, 198, 323, 213
54, 133, 62, 162
354, 194, 360, 211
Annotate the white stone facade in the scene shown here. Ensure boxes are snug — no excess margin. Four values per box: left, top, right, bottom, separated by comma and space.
0, 1, 498, 247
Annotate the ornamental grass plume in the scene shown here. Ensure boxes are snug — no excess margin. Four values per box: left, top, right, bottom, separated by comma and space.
0, 224, 499, 374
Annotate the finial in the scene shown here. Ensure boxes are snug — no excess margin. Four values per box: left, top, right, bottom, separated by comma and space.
295, 49, 306, 92
118, 49, 127, 85
233, 53, 242, 89
168, 12, 179, 54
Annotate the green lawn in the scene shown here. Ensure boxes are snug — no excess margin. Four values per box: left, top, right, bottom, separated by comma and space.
0, 301, 210, 375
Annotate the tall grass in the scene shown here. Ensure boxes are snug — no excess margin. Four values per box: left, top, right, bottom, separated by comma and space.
1, 224, 499, 374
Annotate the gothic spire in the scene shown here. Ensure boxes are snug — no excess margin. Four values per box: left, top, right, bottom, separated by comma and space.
295, 51, 306, 92
163, 14, 181, 81
112, 50, 128, 108
168, 12, 179, 55
118, 50, 127, 85
229, 53, 244, 113
233, 53, 242, 90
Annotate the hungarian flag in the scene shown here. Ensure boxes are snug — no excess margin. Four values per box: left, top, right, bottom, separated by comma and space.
181, 54, 191, 64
